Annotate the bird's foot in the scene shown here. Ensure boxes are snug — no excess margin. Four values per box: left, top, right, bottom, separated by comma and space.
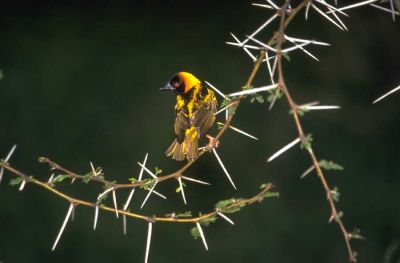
206, 134, 220, 148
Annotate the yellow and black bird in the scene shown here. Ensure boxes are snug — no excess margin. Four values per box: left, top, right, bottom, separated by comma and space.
160, 72, 218, 161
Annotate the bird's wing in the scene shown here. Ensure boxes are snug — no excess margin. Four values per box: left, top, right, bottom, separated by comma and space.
192, 94, 218, 137
174, 109, 190, 143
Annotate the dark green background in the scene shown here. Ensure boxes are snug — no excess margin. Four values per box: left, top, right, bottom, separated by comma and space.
0, 1, 399, 262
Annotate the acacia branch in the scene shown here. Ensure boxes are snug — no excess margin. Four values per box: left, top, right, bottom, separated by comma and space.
275, 1, 356, 261
0, 160, 274, 223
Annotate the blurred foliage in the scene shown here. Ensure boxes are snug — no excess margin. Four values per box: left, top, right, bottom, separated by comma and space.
0, 1, 400, 263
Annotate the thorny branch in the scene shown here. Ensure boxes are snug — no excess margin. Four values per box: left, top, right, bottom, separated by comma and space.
1, 0, 392, 261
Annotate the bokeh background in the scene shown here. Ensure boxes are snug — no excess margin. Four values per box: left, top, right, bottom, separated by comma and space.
0, 1, 399, 262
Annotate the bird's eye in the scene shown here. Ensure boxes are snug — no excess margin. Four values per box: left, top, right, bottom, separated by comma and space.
172, 82, 180, 88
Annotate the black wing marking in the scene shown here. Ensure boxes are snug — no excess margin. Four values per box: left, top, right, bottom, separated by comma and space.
192, 96, 217, 137
174, 109, 190, 143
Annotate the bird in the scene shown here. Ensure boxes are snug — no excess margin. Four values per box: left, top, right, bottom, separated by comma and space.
160, 72, 218, 161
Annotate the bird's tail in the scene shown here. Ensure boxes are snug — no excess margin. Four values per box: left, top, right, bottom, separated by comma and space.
166, 128, 199, 161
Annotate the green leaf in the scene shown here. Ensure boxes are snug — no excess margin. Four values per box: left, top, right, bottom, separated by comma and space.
319, 160, 344, 171
52, 174, 70, 184
199, 215, 218, 227
215, 198, 246, 214
154, 167, 163, 176
9, 177, 23, 186
220, 97, 231, 109
297, 107, 310, 117
250, 94, 265, 104
139, 179, 156, 190
129, 177, 138, 183
260, 191, 279, 199
267, 89, 283, 103
300, 134, 313, 150
176, 211, 192, 218
331, 186, 340, 202
190, 226, 200, 239
282, 52, 291, 61
82, 173, 94, 183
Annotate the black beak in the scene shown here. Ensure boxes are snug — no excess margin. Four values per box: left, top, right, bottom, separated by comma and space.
160, 83, 175, 92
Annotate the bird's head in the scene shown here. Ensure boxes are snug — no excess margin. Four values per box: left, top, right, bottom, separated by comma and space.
160, 72, 201, 94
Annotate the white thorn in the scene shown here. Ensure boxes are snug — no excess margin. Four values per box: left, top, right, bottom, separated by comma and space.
265, 51, 275, 84
19, 180, 26, 191
123, 215, 127, 235
251, 3, 274, 10
93, 205, 99, 231
52, 203, 74, 251
229, 125, 259, 140
144, 222, 153, 263
47, 173, 55, 184
228, 84, 278, 97
90, 161, 97, 176
300, 165, 315, 179
302, 105, 341, 110
212, 148, 237, 190
123, 153, 149, 211
204, 80, 227, 99
336, 0, 378, 11
311, 4, 344, 31
390, 0, 396, 21
152, 190, 167, 199
217, 212, 235, 225
137, 162, 157, 179
315, 0, 350, 17
196, 222, 208, 251
178, 177, 187, 205
305, 2, 311, 20
140, 180, 159, 209
370, 3, 400, 17
284, 35, 330, 46
247, 35, 278, 53
267, 138, 301, 162
373, 85, 400, 104
265, 0, 279, 10
112, 190, 119, 218
0, 144, 17, 184
181, 176, 211, 185
284, 39, 320, 61
242, 14, 279, 46
97, 187, 114, 201
329, 7, 348, 31
214, 103, 235, 116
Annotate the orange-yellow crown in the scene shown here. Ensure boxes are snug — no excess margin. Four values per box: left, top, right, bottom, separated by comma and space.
178, 72, 201, 93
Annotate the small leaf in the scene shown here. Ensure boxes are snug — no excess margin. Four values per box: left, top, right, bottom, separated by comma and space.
215, 198, 246, 214
176, 211, 192, 218
220, 97, 231, 109
267, 89, 283, 103
190, 226, 200, 239
129, 177, 138, 183
217, 122, 224, 130
319, 160, 344, 171
9, 177, 23, 186
260, 191, 279, 199
154, 167, 163, 176
300, 134, 313, 150
82, 173, 93, 184
52, 174, 70, 184
199, 215, 218, 227
282, 53, 291, 61
331, 186, 340, 202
